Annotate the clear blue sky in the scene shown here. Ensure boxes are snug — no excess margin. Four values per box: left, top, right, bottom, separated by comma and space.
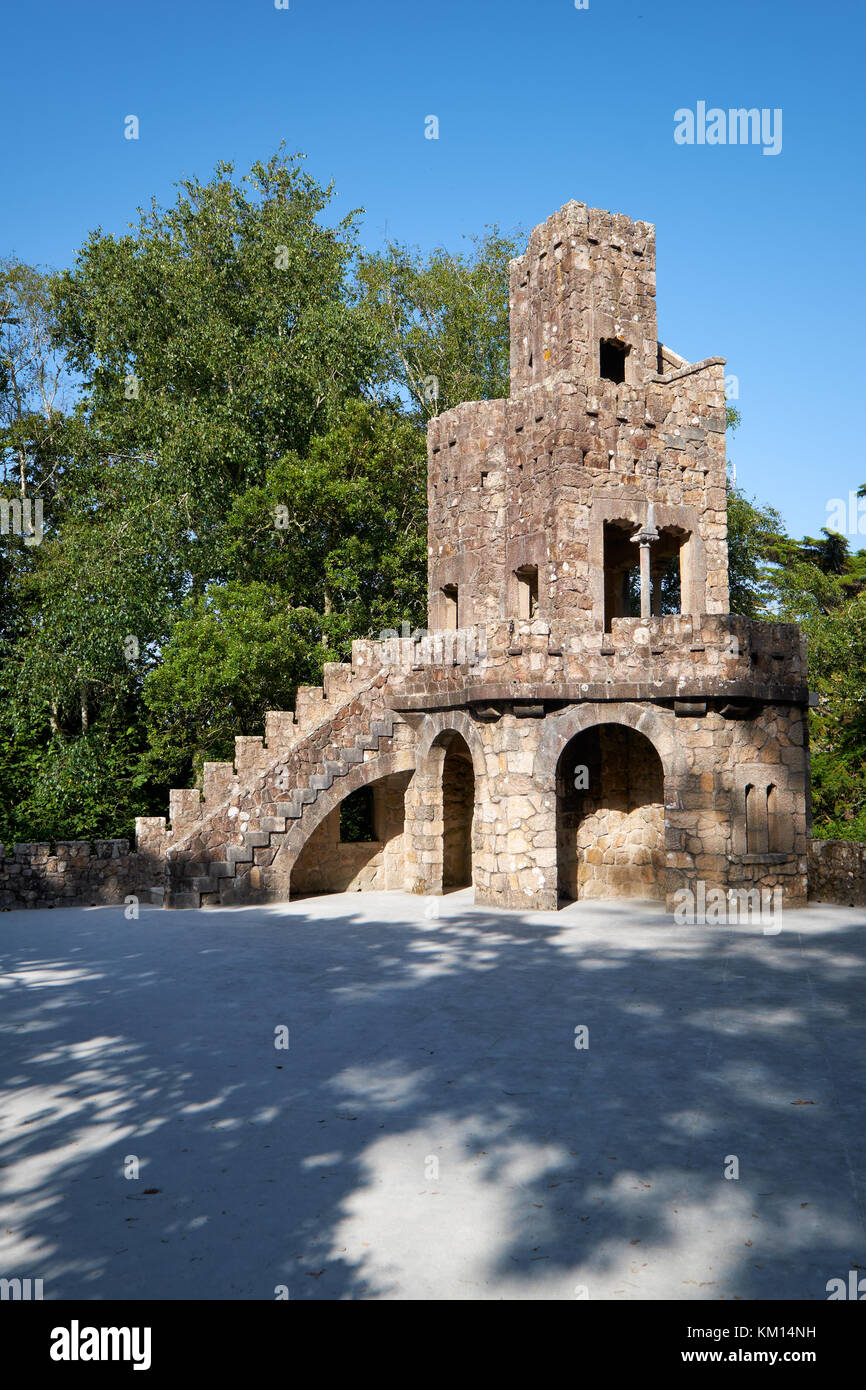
3, 0, 863, 541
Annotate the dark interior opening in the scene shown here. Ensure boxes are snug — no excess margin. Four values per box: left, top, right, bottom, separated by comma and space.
441, 583, 458, 630
340, 786, 377, 843
599, 338, 629, 384
603, 521, 640, 631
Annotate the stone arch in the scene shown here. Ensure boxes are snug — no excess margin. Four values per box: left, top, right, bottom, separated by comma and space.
405, 712, 489, 898
268, 748, 416, 898
534, 701, 679, 794
429, 728, 475, 891
416, 709, 488, 783
556, 722, 666, 903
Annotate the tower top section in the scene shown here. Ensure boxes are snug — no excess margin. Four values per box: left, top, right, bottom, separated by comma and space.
509, 201, 658, 395
426, 199, 730, 636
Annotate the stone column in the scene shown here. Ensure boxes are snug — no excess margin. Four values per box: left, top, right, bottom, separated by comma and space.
631, 509, 660, 619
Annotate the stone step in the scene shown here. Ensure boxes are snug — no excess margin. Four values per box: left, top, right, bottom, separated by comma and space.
226, 844, 253, 865
188, 876, 222, 894
259, 816, 287, 833
323, 760, 348, 777
165, 891, 201, 910
309, 773, 333, 791
339, 746, 364, 766
243, 831, 271, 848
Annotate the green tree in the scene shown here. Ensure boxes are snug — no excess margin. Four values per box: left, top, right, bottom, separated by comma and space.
51, 148, 382, 587
142, 582, 330, 786
725, 483, 787, 618
358, 227, 523, 419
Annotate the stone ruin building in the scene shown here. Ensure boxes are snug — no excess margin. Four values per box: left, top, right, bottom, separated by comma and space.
2, 200, 821, 913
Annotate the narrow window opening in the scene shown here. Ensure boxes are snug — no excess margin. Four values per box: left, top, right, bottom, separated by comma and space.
745, 783, 769, 855
480, 470, 488, 487
651, 527, 689, 616
515, 565, 539, 620
340, 786, 377, 843
599, 338, 629, 384
766, 784, 778, 853
603, 521, 640, 632
442, 583, 458, 630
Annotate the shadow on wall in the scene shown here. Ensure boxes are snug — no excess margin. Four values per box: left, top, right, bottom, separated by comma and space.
0, 899, 863, 1299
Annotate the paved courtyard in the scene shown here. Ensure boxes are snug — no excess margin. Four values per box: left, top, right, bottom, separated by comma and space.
0, 892, 864, 1300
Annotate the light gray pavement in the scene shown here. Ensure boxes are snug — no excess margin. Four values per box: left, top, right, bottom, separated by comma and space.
0, 891, 864, 1300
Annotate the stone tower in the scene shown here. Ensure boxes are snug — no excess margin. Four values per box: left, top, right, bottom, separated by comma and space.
140, 200, 811, 917
427, 201, 729, 635
412, 199, 810, 911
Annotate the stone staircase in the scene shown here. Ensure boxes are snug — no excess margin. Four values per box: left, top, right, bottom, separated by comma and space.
160, 683, 402, 908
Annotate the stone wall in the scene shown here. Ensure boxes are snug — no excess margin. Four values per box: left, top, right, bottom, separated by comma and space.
0, 840, 161, 911
290, 808, 384, 895
808, 839, 866, 907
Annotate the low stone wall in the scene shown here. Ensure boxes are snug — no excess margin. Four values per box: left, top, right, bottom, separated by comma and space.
5, 834, 862, 915
808, 838, 866, 907
0, 840, 161, 911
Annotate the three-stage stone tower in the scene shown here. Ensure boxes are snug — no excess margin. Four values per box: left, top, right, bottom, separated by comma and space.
149, 200, 811, 913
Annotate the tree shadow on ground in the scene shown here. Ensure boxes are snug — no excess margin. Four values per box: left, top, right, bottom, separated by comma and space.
0, 894, 864, 1300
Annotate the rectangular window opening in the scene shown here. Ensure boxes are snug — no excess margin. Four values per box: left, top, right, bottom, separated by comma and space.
599, 338, 629, 384
515, 565, 539, 620
603, 521, 640, 632
340, 786, 377, 844
441, 583, 458, 630
745, 782, 769, 855
766, 784, 778, 853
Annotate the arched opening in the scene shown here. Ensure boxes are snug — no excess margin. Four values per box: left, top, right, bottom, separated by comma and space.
290, 770, 412, 896
556, 724, 665, 903
435, 730, 475, 891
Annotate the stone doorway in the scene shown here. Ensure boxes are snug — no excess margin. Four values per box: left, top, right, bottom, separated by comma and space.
439, 731, 475, 891
556, 724, 665, 903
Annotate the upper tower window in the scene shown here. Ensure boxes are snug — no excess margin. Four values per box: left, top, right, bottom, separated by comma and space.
515, 565, 539, 620
441, 584, 458, 630
599, 338, 629, 384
